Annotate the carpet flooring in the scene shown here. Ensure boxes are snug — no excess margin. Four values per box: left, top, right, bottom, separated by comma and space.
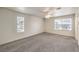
0, 33, 79, 52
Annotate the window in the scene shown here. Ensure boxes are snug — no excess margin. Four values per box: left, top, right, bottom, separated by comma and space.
54, 17, 72, 31
17, 16, 24, 32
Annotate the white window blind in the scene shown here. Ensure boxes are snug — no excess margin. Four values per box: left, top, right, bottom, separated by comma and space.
54, 17, 72, 31
17, 16, 24, 32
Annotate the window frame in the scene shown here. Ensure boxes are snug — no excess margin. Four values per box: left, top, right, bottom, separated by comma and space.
54, 16, 72, 31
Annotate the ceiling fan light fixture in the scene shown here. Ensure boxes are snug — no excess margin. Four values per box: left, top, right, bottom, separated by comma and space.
45, 14, 52, 19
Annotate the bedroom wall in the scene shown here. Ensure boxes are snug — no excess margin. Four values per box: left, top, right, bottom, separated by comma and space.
0, 8, 44, 45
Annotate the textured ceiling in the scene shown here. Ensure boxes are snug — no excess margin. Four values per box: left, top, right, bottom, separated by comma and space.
6, 7, 75, 18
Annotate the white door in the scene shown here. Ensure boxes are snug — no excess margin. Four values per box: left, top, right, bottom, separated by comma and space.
77, 8, 79, 45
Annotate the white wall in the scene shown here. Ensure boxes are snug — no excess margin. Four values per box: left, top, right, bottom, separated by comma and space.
45, 15, 75, 37
0, 8, 44, 45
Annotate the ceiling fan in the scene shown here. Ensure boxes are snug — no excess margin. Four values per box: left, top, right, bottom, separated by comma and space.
42, 7, 61, 19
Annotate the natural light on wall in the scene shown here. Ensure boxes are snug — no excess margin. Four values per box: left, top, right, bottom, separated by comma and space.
17, 16, 24, 32
54, 17, 72, 31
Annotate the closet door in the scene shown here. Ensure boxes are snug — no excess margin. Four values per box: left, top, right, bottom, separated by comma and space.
75, 8, 79, 45
77, 8, 79, 45
75, 8, 78, 40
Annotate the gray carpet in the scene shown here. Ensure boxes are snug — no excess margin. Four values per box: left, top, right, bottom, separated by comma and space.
0, 33, 79, 52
